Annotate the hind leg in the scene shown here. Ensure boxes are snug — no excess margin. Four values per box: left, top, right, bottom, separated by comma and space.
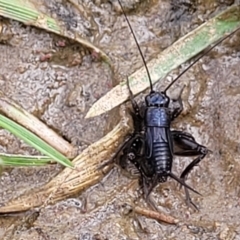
171, 130, 209, 209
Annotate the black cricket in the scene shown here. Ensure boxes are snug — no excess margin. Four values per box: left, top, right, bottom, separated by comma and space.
106, 0, 239, 210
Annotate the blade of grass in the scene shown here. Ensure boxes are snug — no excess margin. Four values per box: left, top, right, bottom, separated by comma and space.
0, 154, 54, 166
0, 0, 110, 63
0, 114, 73, 168
85, 5, 240, 118
0, 93, 77, 159
0, 106, 132, 212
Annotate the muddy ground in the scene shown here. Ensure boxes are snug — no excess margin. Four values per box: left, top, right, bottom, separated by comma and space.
0, 0, 240, 239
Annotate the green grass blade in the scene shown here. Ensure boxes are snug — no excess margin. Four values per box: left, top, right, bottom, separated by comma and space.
0, 0, 110, 63
0, 114, 73, 168
0, 93, 77, 159
86, 5, 240, 118
0, 154, 53, 166
0, 0, 60, 32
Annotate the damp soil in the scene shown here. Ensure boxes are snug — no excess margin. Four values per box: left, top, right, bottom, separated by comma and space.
0, 0, 240, 239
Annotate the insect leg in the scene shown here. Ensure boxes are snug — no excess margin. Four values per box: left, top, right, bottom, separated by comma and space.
119, 136, 158, 207
119, 136, 144, 170
126, 77, 142, 116
99, 133, 142, 170
171, 130, 209, 209
170, 85, 185, 120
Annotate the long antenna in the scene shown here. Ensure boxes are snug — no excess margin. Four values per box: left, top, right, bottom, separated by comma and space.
117, 0, 154, 92
164, 26, 240, 92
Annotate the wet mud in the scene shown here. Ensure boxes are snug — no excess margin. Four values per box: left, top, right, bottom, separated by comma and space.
0, 0, 240, 239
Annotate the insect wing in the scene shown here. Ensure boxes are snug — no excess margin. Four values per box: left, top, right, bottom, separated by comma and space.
145, 127, 173, 159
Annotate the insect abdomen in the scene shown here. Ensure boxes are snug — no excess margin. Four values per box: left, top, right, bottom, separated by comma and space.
146, 124, 173, 182
152, 141, 172, 177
